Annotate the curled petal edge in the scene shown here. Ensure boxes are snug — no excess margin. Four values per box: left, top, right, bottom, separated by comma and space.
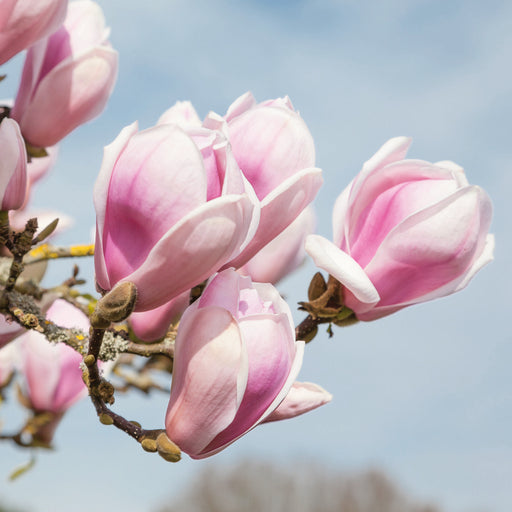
305, 234, 380, 307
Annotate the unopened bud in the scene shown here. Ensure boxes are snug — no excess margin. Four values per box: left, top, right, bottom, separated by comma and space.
308, 272, 327, 301
140, 438, 157, 453
83, 354, 95, 367
156, 432, 181, 462
32, 218, 59, 245
99, 413, 113, 425
92, 282, 138, 328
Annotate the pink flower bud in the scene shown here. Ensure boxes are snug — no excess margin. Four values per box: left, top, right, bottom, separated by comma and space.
94, 122, 258, 312
0, 118, 27, 211
11, 0, 118, 147
306, 137, 494, 320
0, 0, 67, 65
219, 92, 323, 268
165, 268, 310, 459
19, 299, 89, 413
238, 206, 316, 284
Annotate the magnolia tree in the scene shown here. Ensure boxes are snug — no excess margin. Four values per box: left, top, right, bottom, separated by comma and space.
0, 0, 494, 466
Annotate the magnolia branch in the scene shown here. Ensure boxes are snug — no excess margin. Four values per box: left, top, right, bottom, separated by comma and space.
25, 243, 95, 265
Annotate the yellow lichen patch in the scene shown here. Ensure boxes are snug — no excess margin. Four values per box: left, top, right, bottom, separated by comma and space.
69, 244, 95, 257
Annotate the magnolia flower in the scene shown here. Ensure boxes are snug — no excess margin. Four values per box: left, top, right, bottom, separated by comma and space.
19, 299, 90, 413
306, 137, 494, 320
159, 94, 323, 269
0, 0, 67, 65
11, 0, 118, 147
94, 122, 257, 312
165, 269, 330, 459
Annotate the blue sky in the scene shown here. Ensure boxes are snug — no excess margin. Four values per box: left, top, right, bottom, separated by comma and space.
1, 1, 511, 511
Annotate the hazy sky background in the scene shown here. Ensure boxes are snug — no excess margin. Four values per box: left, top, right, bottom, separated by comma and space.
1, 1, 511, 511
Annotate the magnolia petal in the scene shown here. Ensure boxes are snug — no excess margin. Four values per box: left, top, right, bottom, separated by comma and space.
227, 104, 316, 199
197, 339, 305, 459
226, 167, 322, 269
198, 268, 244, 316
305, 234, 379, 307
126, 194, 255, 311
263, 381, 333, 422
94, 122, 138, 291
224, 91, 257, 122
199, 314, 297, 455
239, 206, 315, 285
158, 100, 202, 128
165, 306, 247, 455
129, 291, 190, 342
364, 186, 493, 308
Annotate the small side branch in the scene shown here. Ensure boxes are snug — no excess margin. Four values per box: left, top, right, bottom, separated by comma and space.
25, 243, 95, 265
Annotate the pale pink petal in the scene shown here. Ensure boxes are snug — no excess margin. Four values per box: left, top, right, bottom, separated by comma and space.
126, 194, 256, 311
94, 122, 138, 291
361, 186, 492, 308
165, 307, 247, 455
305, 234, 379, 308
224, 91, 257, 122
263, 381, 333, 422
227, 105, 315, 199
198, 314, 298, 456
158, 100, 201, 128
238, 207, 315, 284
226, 168, 322, 269
129, 291, 190, 342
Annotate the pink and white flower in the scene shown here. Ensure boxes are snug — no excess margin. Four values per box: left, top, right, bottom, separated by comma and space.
11, 0, 118, 147
94, 122, 257, 312
165, 268, 329, 459
306, 137, 494, 320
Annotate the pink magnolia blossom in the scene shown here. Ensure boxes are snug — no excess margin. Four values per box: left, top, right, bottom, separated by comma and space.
11, 0, 118, 147
165, 268, 329, 459
306, 137, 494, 320
219, 92, 323, 268
19, 299, 90, 413
0, 314, 24, 349
238, 206, 316, 284
159, 94, 323, 269
94, 122, 257, 312
0, 118, 27, 211
0, 0, 67, 66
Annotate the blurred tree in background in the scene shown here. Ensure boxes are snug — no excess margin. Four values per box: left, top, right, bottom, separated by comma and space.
158, 461, 442, 512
